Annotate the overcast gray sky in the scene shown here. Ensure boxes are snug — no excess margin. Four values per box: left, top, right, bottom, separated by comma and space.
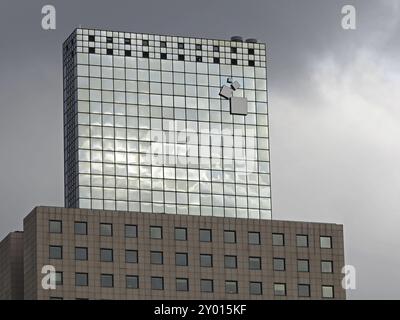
0, 0, 399, 299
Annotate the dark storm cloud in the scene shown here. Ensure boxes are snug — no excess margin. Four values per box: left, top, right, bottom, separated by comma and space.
0, 0, 399, 298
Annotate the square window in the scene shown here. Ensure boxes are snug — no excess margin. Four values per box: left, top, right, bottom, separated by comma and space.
89, 35, 95, 42
176, 253, 188, 266
196, 56, 202, 62
75, 273, 88, 287
150, 226, 162, 239
107, 49, 113, 55
296, 235, 308, 247
160, 41, 167, 48
89, 47, 95, 54
213, 45, 219, 52
195, 44, 202, 50
248, 60, 255, 66
74, 221, 87, 235
321, 261, 333, 273
213, 57, 220, 64
126, 275, 139, 289
200, 254, 212, 267
224, 255, 237, 269
274, 283, 286, 296
125, 224, 137, 238
298, 284, 310, 297
231, 59, 237, 65
248, 232, 260, 245
142, 40, 149, 46
248, 48, 254, 55
125, 50, 131, 57
49, 245, 62, 259
225, 281, 238, 294
178, 42, 184, 49
49, 220, 62, 234
201, 279, 213, 293
100, 274, 114, 288
175, 227, 187, 241
199, 229, 212, 242
126, 250, 138, 263
320, 236, 332, 249
231, 47, 237, 53
124, 38, 131, 45
106, 37, 113, 43
297, 259, 309, 272
178, 54, 185, 61
150, 251, 163, 264
161, 53, 167, 60
55, 271, 63, 286
100, 248, 113, 262
143, 51, 149, 58
249, 257, 261, 270
224, 230, 236, 243
75, 247, 88, 261
322, 285, 334, 298
176, 278, 189, 291
100, 223, 113, 236
272, 233, 284, 246
273, 258, 285, 271
151, 277, 164, 290
250, 282, 262, 295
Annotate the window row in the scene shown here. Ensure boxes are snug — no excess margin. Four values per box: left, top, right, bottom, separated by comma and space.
49, 220, 333, 248
88, 49, 257, 66
74, 55, 267, 78
76, 201, 271, 218
75, 110, 268, 126
52, 246, 333, 273
85, 35, 260, 56
76, 89, 268, 104
76, 73, 267, 90
77, 190, 270, 206
75, 101, 268, 116
53, 271, 334, 298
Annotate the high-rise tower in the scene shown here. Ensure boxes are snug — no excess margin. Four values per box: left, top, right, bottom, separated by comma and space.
63, 29, 271, 219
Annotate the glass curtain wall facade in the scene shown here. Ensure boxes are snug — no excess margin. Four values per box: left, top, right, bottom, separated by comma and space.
63, 28, 271, 219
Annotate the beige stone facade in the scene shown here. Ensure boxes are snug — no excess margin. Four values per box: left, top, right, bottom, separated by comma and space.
16, 206, 346, 300
0, 231, 24, 300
